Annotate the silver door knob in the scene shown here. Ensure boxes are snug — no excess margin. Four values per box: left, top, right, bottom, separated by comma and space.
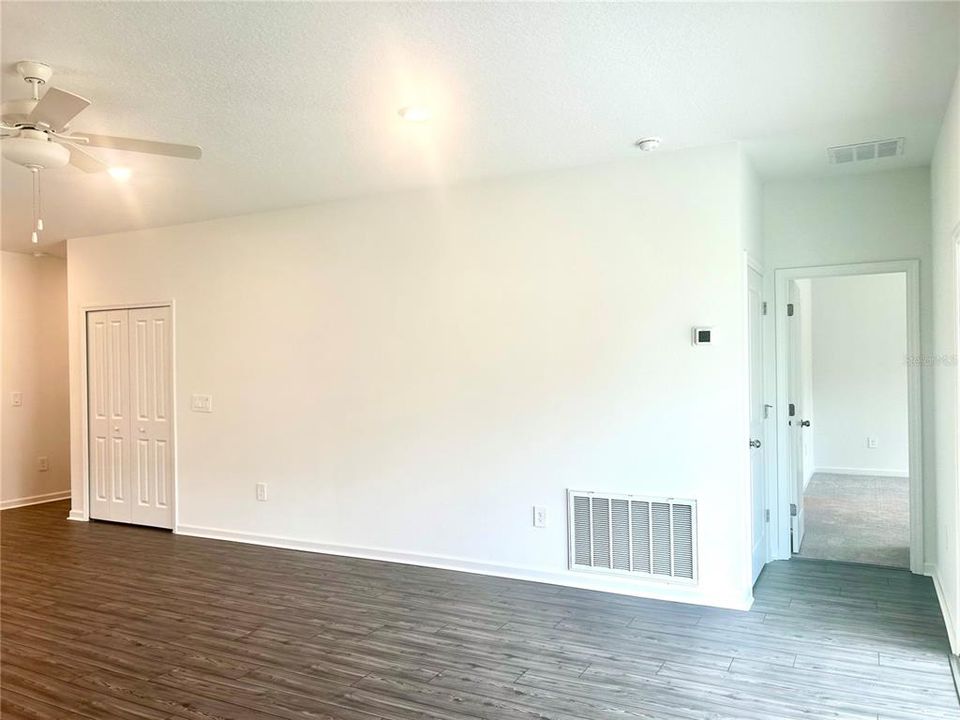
113, 427, 119, 432
139, 427, 146, 432
749, 439, 762, 449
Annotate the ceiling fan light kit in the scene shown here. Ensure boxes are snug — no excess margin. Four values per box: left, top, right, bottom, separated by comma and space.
1, 60, 202, 246
3, 129, 69, 169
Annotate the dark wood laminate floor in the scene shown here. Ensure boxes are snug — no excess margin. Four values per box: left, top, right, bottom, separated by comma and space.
1, 501, 956, 720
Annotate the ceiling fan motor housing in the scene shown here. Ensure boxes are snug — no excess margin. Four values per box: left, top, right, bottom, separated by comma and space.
2, 129, 69, 169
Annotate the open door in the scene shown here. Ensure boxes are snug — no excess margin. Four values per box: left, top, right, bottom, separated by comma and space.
747, 266, 767, 583
788, 280, 806, 553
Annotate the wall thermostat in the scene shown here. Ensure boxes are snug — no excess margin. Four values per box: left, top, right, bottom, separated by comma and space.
692, 327, 713, 345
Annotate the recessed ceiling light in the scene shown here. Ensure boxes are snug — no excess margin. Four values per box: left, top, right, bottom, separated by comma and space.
398, 105, 431, 123
634, 137, 662, 152
108, 166, 132, 181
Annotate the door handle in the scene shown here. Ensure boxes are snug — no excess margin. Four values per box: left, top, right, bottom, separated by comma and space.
139, 427, 146, 433
800, 420, 811, 428
749, 439, 762, 449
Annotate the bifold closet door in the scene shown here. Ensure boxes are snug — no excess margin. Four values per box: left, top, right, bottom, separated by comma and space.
88, 310, 132, 523
88, 306, 174, 528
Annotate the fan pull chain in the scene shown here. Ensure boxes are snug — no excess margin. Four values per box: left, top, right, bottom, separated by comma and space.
29, 167, 44, 242
37, 173, 43, 232
31, 168, 39, 244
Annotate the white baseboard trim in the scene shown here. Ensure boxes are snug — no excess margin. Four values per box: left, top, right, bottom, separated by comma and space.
814, 466, 909, 479
0, 490, 71, 511
930, 565, 959, 656
67, 508, 87, 522
176, 523, 754, 611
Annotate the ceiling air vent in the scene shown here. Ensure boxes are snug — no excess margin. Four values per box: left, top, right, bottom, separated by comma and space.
568, 490, 697, 583
828, 138, 904, 165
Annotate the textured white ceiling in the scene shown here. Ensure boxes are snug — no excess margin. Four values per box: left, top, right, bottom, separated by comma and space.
1, 1, 958, 253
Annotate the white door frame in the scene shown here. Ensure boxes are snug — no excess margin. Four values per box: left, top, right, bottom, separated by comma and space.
773, 260, 923, 574
745, 254, 769, 582
78, 301, 178, 527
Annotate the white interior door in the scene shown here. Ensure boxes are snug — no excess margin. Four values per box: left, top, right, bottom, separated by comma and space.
747, 267, 767, 583
88, 306, 174, 529
129, 307, 174, 528
88, 310, 132, 522
788, 281, 806, 553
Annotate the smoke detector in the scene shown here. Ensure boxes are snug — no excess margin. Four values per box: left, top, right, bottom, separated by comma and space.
828, 138, 904, 165
634, 137, 662, 152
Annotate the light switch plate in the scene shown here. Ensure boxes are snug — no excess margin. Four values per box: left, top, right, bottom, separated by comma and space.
867, 436, 878, 449
38, 457, 49, 472
256, 483, 268, 501
11, 392, 22, 407
191, 394, 213, 413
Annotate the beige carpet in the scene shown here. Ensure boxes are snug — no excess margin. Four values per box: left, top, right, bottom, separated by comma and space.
795, 472, 909, 568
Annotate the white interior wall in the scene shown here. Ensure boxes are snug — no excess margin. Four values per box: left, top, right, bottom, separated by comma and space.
931, 62, 960, 652
1, 252, 71, 507
762, 167, 934, 561
66, 143, 759, 609
809, 273, 909, 477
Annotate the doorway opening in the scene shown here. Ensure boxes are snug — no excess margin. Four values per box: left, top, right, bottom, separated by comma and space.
774, 261, 922, 573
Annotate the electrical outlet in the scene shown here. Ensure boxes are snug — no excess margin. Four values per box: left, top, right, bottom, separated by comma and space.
37, 456, 49, 472
533, 506, 547, 528
867, 437, 878, 449
11, 392, 22, 407
256, 483, 267, 501
191, 394, 213, 413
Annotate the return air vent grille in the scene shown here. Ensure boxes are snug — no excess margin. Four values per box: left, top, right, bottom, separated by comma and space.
828, 138, 904, 165
568, 491, 697, 583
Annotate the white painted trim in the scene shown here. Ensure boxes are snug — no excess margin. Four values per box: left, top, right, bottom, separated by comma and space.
952, 227, 960, 654
813, 467, 910, 479
744, 252, 771, 583
176, 523, 754, 611
773, 260, 924, 575
932, 567, 959, 655
1, 490, 71, 510
76, 301, 179, 529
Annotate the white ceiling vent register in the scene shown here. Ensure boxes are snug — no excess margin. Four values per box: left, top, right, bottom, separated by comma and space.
827, 138, 904, 165
568, 491, 697, 583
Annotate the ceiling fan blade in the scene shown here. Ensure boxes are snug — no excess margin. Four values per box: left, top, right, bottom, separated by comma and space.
28, 87, 91, 131
49, 132, 89, 145
66, 143, 108, 173
72, 133, 202, 160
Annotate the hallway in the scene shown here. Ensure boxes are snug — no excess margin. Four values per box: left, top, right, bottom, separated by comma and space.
797, 472, 910, 568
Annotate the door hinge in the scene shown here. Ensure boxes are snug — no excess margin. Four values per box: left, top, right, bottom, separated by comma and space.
786, 303, 794, 317
761, 301, 768, 316
790, 503, 798, 517
765, 509, 770, 522
788, 403, 796, 417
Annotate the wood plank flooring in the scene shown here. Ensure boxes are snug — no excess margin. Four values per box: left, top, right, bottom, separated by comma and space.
2, 500, 956, 720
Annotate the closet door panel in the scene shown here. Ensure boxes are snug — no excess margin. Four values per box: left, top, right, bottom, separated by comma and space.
88, 310, 132, 522
129, 306, 174, 528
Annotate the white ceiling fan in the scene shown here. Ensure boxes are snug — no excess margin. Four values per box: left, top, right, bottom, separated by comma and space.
1, 60, 202, 245
1, 60, 202, 172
